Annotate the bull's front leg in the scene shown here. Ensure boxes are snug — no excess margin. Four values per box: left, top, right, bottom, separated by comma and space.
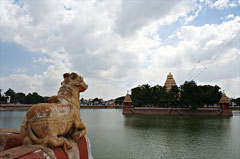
72, 121, 87, 141
48, 136, 73, 150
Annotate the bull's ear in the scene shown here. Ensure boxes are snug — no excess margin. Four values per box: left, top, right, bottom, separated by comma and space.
63, 73, 70, 79
70, 72, 77, 79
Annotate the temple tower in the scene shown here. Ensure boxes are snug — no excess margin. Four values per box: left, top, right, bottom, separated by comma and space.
219, 92, 230, 109
123, 93, 132, 107
164, 72, 177, 93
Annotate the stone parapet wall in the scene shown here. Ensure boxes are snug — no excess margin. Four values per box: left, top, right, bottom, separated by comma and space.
122, 107, 233, 116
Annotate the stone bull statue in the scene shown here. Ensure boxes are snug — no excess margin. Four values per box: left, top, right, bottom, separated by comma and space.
20, 72, 88, 150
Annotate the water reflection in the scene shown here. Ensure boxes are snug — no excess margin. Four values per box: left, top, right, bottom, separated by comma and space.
123, 114, 237, 158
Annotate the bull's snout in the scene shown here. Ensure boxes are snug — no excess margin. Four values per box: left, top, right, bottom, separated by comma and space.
80, 82, 88, 92
82, 83, 88, 90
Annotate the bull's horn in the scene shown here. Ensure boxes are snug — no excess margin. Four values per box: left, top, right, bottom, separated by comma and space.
63, 73, 70, 79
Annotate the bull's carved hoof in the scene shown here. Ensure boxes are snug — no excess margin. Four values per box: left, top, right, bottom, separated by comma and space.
20, 72, 88, 150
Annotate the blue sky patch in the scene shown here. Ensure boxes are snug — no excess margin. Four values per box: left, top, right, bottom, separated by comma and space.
0, 42, 49, 76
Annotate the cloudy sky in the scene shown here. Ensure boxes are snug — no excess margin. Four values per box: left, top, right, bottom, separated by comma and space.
0, 0, 240, 100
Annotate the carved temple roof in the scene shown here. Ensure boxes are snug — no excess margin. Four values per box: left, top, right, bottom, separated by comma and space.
219, 93, 230, 104
164, 72, 177, 92
123, 93, 132, 103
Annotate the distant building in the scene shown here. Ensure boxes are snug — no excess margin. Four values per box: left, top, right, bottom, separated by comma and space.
219, 92, 230, 109
102, 99, 115, 106
164, 72, 177, 93
123, 93, 132, 107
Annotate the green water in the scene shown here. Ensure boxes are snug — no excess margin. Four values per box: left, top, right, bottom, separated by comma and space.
1, 109, 240, 159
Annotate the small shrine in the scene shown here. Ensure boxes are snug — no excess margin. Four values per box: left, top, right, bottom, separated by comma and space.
123, 93, 132, 107
219, 92, 230, 109
164, 72, 177, 93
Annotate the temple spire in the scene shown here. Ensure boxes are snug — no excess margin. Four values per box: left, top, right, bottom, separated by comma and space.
164, 72, 177, 93
219, 92, 230, 109
123, 92, 132, 107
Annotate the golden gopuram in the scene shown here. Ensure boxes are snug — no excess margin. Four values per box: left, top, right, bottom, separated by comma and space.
123, 93, 132, 107
219, 92, 230, 109
164, 72, 177, 93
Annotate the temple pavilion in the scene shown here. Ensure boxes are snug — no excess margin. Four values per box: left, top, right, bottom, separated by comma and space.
123, 93, 132, 107
164, 72, 177, 93
219, 92, 230, 109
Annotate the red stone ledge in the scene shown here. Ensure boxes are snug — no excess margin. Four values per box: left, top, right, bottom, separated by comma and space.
0, 129, 92, 159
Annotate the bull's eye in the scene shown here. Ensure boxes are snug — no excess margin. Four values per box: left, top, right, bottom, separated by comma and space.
79, 77, 83, 82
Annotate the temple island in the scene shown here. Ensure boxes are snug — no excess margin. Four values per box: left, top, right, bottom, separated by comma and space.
122, 72, 233, 116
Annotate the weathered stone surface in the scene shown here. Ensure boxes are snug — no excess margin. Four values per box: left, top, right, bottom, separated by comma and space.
0, 129, 92, 159
0, 129, 23, 151
20, 72, 88, 150
0, 136, 92, 159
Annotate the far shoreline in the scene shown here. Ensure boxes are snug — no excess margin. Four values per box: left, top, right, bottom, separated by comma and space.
0, 104, 239, 111
0, 104, 124, 111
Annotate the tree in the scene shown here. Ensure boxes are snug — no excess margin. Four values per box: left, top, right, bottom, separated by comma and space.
131, 84, 152, 106
15, 92, 26, 104
231, 98, 240, 106
4, 88, 16, 103
80, 98, 84, 103
25, 92, 44, 104
92, 98, 102, 105
115, 96, 125, 105
167, 86, 180, 107
198, 85, 221, 106
236, 98, 240, 106
180, 81, 200, 109
0, 89, 8, 103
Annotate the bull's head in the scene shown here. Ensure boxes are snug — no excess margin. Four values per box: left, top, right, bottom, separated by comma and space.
63, 72, 88, 93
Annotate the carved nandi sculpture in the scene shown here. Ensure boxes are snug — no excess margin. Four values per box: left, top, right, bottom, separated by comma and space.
20, 72, 88, 150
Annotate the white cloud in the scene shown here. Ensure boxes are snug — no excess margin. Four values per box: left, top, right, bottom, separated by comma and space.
185, 5, 202, 24
15, 67, 26, 73
0, 0, 239, 99
115, 0, 197, 36
225, 14, 235, 19
203, 0, 238, 10
213, 0, 231, 9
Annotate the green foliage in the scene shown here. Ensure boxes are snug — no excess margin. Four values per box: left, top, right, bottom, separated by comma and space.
115, 96, 125, 105
0, 89, 8, 103
92, 98, 102, 104
15, 92, 26, 104
131, 84, 152, 106
80, 98, 84, 103
236, 98, 240, 106
180, 81, 200, 109
231, 98, 240, 106
1, 88, 45, 104
129, 80, 223, 108
4, 88, 16, 103
131, 84, 180, 107
25, 92, 44, 104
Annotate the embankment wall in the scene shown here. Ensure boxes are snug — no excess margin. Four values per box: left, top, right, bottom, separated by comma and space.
122, 107, 233, 116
